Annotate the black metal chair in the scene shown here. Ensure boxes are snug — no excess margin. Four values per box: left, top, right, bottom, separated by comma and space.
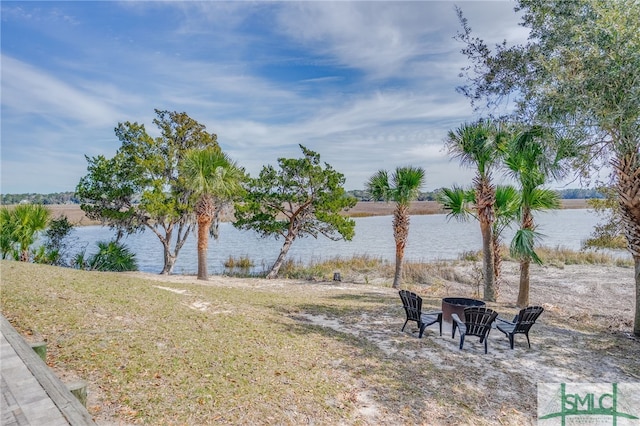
451, 306, 498, 354
496, 306, 544, 349
399, 290, 443, 338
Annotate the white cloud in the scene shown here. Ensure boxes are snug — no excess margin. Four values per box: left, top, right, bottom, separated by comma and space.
0, 1, 537, 194
274, 2, 527, 81
1, 55, 124, 127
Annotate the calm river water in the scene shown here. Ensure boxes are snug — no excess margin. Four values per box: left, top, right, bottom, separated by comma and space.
69, 209, 624, 274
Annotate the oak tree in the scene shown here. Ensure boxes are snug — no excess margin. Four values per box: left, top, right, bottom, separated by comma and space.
76, 110, 219, 274
233, 145, 356, 279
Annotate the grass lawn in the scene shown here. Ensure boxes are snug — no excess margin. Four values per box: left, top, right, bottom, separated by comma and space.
2, 261, 401, 424
1, 259, 637, 425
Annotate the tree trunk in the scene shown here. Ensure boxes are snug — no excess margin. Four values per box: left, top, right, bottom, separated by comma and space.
393, 250, 404, 289
476, 176, 496, 302
516, 258, 530, 308
480, 220, 496, 301
197, 215, 212, 280
144, 215, 193, 275
516, 208, 534, 307
492, 233, 502, 300
160, 251, 177, 275
635, 256, 640, 337
612, 151, 640, 335
267, 236, 294, 279
392, 205, 410, 289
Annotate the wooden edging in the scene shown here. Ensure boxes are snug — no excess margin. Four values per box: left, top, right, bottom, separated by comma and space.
0, 315, 95, 425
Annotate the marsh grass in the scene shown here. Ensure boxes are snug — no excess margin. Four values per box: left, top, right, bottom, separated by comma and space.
279, 255, 390, 282
223, 254, 254, 270
498, 244, 632, 268
275, 255, 477, 288
235, 246, 628, 284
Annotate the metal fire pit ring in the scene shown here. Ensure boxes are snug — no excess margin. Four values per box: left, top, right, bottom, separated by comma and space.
441, 297, 486, 323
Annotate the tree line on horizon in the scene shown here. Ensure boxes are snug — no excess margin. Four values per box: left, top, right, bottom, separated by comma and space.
0, 187, 605, 206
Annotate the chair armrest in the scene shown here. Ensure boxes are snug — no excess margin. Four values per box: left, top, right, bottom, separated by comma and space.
496, 321, 516, 334
451, 313, 464, 327
451, 313, 465, 338
496, 317, 514, 325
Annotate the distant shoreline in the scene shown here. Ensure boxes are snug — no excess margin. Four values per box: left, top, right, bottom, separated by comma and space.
42, 199, 591, 226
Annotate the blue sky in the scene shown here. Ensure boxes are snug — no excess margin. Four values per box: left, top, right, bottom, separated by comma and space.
1, 1, 531, 194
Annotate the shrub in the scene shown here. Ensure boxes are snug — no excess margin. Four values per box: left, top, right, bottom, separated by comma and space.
74, 240, 138, 272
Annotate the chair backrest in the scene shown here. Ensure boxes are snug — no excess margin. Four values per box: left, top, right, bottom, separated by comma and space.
514, 306, 544, 333
399, 290, 422, 323
463, 306, 498, 338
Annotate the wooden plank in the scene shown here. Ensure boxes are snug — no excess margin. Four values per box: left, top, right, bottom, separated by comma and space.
1, 315, 96, 425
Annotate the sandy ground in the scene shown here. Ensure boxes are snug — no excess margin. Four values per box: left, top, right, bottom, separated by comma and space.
125, 260, 639, 424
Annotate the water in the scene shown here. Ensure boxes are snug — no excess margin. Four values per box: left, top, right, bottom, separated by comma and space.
70, 209, 620, 274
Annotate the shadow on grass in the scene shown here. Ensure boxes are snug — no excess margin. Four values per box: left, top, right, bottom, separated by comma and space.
279, 315, 447, 423
327, 293, 391, 303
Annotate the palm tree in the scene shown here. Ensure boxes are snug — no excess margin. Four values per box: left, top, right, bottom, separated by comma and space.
438, 184, 519, 295
0, 207, 14, 259
367, 166, 426, 289
445, 120, 505, 301
180, 148, 245, 280
10, 204, 50, 262
504, 126, 568, 307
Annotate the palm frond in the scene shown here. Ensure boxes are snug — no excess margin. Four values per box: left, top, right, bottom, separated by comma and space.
510, 228, 543, 264
392, 166, 425, 205
181, 148, 245, 200
366, 170, 390, 201
438, 186, 475, 222
525, 188, 561, 211
445, 119, 501, 177
493, 185, 520, 234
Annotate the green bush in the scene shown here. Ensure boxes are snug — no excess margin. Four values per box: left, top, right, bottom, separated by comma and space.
74, 240, 138, 272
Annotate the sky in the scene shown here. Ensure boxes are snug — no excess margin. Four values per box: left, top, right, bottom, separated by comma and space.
1, 1, 533, 194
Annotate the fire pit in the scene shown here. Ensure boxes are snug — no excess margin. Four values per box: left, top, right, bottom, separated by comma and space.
441, 297, 486, 323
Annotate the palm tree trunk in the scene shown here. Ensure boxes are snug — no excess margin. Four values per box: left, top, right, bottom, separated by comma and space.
635, 257, 640, 337
392, 205, 410, 289
267, 236, 294, 279
516, 258, 530, 307
476, 177, 496, 301
197, 215, 211, 280
492, 233, 502, 300
480, 220, 496, 301
393, 251, 404, 289
195, 196, 216, 281
516, 208, 534, 307
613, 151, 640, 335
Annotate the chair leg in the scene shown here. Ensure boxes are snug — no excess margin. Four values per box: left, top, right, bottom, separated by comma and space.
526, 332, 531, 348
484, 338, 488, 354
509, 334, 515, 350
452, 322, 457, 339
459, 334, 465, 350
419, 324, 426, 338
401, 319, 408, 332
438, 318, 442, 336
